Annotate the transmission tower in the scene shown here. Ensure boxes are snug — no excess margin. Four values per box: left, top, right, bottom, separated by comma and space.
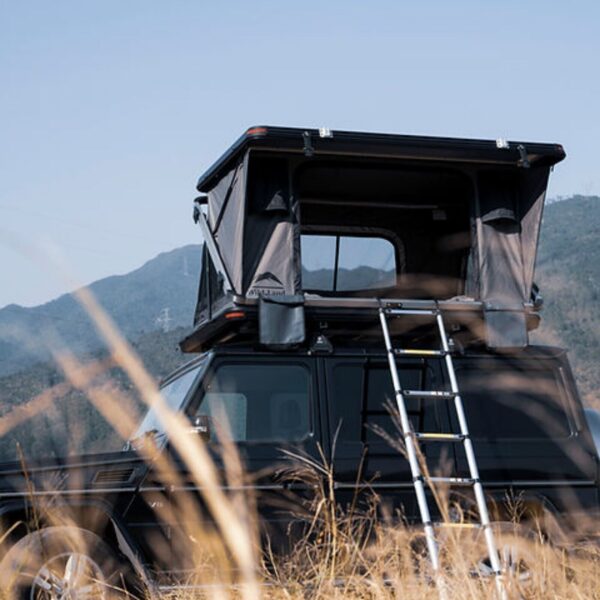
155, 307, 173, 333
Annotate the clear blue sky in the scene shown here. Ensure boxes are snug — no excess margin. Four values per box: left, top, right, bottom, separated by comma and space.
1, 1, 599, 308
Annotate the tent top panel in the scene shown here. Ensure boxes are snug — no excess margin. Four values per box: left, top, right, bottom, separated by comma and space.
196, 125, 566, 192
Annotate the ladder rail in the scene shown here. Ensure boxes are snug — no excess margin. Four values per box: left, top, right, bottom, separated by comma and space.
378, 309, 442, 574
436, 313, 505, 591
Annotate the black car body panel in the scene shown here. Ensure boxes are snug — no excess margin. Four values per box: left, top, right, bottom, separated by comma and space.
2, 343, 596, 584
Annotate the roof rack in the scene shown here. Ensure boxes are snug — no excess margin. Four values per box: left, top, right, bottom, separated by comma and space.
179, 294, 541, 354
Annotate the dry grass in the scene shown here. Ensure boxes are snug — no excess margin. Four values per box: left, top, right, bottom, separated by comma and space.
0, 286, 598, 599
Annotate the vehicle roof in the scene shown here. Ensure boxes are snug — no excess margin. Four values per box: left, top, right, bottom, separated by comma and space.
196, 125, 566, 192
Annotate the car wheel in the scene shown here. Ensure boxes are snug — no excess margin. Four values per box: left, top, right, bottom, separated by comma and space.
0, 526, 133, 599
468, 522, 562, 598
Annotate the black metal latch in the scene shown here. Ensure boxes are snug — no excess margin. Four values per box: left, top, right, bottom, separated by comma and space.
517, 144, 530, 168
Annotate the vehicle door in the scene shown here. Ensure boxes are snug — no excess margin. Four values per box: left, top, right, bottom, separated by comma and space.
323, 354, 454, 523
169, 354, 322, 571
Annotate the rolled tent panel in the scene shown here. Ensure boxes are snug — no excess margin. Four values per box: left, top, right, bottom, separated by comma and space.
478, 214, 527, 308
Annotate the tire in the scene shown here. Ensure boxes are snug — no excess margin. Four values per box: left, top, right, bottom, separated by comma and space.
0, 526, 133, 599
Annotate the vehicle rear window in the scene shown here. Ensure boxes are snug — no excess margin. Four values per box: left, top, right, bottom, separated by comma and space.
457, 364, 572, 440
301, 234, 397, 292
329, 363, 433, 444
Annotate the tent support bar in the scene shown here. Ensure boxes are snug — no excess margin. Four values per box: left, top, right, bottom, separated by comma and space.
196, 210, 234, 293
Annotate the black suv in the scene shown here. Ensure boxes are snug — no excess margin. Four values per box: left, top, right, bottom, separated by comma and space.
0, 339, 597, 594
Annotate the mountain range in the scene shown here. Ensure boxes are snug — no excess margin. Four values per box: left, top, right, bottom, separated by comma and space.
0, 244, 201, 377
0, 195, 598, 460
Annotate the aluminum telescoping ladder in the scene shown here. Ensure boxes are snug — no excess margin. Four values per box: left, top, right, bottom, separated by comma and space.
378, 305, 505, 598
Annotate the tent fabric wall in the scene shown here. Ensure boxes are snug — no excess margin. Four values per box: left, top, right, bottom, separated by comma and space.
476, 167, 550, 310
476, 166, 550, 347
194, 243, 228, 326
204, 152, 300, 301
519, 167, 551, 294
207, 156, 247, 294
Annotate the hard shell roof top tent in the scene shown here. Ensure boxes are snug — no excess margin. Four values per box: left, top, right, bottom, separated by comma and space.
180, 126, 565, 353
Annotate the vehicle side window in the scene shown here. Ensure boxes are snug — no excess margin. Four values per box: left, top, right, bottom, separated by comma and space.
193, 364, 311, 443
457, 365, 572, 440
329, 362, 428, 444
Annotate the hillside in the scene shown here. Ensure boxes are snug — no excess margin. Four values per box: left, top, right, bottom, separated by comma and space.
533, 195, 600, 406
0, 195, 598, 460
0, 245, 201, 377
0, 326, 191, 460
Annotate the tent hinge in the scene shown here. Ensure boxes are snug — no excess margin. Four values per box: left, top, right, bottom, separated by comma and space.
302, 131, 314, 157
517, 144, 530, 168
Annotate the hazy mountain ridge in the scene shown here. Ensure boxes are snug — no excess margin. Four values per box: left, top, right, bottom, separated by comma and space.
0, 245, 201, 377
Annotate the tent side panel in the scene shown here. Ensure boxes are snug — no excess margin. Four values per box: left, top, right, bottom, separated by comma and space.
193, 243, 229, 327
476, 166, 550, 348
243, 156, 300, 296
208, 157, 248, 294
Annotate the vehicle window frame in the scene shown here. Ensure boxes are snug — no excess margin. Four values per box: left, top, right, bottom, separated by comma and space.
187, 357, 316, 445
129, 356, 210, 447
326, 357, 442, 450
454, 358, 574, 442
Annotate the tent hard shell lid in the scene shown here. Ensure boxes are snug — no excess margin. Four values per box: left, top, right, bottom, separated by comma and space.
182, 126, 565, 353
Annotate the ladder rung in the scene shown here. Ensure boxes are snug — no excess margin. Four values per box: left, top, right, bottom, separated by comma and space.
428, 476, 477, 485
385, 308, 438, 316
434, 522, 482, 530
403, 390, 456, 399
413, 433, 465, 442
394, 349, 446, 357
